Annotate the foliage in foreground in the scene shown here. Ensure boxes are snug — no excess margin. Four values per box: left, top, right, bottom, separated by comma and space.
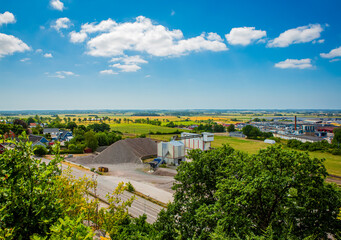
0, 135, 153, 239
1, 135, 341, 239
156, 145, 341, 239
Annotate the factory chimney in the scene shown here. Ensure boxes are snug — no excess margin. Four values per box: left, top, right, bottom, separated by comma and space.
294, 116, 297, 131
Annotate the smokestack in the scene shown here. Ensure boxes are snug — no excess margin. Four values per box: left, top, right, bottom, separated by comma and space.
295, 116, 297, 131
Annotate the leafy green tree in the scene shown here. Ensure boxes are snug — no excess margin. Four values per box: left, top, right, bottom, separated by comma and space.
31, 215, 94, 240
66, 122, 78, 132
33, 145, 48, 156
11, 124, 25, 136
0, 123, 11, 142
84, 130, 98, 151
96, 132, 109, 146
227, 124, 235, 132
87, 123, 110, 132
333, 128, 341, 147
156, 145, 235, 239
27, 117, 36, 124
0, 137, 63, 239
156, 145, 341, 239
107, 132, 122, 145
211, 146, 341, 239
14, 118, 28, 129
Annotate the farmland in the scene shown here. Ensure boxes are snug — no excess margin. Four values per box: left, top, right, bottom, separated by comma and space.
1, 110, 340, 176
109, 123, 182, 135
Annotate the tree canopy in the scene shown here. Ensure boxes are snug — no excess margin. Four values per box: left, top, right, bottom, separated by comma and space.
156, 145, 341, 239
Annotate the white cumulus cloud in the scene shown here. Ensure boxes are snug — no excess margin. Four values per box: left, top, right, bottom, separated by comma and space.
70, 16, 227, 73
0, 33, 30, 58
274, 58, 313, 69
69, 31, 87, 43
52, 17, 71, 32
70, 16, 227, 57
225, 27, 266, 46
109, 55, 148, 64
49, 71, 78, 78
100, 69, 118, 75
268, 24, 323, 47
20, 58, 30, 62
50, 0, 64, 11
0, 11, 16, 26
44, 53, 53, 58
69, 19, 117, 43
111, 63, 141, 72
320, 46, 341, 59
56, 71, 77, 76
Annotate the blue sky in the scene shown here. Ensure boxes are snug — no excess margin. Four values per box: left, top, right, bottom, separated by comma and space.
0, 0, 340, 110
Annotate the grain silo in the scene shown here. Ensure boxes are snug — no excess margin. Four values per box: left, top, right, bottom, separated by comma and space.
157, 140, 185, 165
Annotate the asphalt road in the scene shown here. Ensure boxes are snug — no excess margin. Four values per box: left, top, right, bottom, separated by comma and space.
41, 158, 165, 223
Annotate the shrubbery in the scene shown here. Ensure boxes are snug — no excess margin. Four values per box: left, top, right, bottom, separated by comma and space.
242, 125, 273, 140
287, 139, 341, 155
33, 145, 48, 156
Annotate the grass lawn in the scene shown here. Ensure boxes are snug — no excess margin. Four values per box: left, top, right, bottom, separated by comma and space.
109, 123, 181, 135
307, 151, 341, 177
150, 134, 178, 142
212, 135, 269, 154
212, 135, 341, 177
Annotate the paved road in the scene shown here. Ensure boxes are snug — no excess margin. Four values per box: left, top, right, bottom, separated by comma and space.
41, 158, 165, 223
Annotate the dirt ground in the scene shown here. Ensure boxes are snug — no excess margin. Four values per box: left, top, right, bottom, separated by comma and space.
69, 154, 176, 195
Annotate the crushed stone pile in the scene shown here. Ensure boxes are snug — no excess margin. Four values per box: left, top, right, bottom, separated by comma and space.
91, 138, 157, 165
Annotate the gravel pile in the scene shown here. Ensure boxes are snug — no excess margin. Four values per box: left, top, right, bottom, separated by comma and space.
92, 138, 157, 165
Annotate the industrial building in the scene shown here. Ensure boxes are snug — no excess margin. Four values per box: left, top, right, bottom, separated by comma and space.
180, 132, 214, 151
155, 132, 214, 165
157, 141, 185, 165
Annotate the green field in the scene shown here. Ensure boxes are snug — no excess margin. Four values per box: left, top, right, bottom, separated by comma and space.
308, 151, 341, 176
150, 134, 177, 141
211, 135, 270, 154
151, 134, 341, 177
109, 123, 182, 135
211, 135, 341, 177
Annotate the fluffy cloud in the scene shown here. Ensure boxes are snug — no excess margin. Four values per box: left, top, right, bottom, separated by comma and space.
0, 33, 30, 58
52, 17, 71, 32
44, 53, 53, 58
109, 55, 148, 65
50, 0, 64, 11
320, 46, 341, 59
69, 19, 117, 43
69, 31, 87, 43
100, 69, 118, 75
111, 63, 141, 72
274, 58, 313, 69
48, 71, 78, 78
225, 27, 266, 46
20, 58, 30, 62
268, 24, 323, 47
56, 71, 77, 76
109, 55, 147, 72
71, 16, 227, 57
0, 11, 16, 26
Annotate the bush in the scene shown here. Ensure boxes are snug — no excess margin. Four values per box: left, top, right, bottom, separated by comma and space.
33, 145, 48, 156
59, 149, 84, 155
127, 182, 135, 193
331, 149, 341, 155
